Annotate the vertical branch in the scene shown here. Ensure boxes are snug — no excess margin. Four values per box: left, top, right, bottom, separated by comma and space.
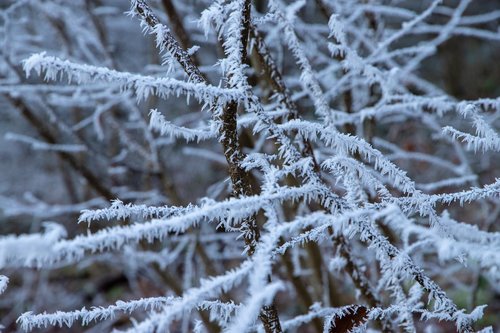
130, 1, 282, 331
221, 1, 282, 331
220, 0, 260, 254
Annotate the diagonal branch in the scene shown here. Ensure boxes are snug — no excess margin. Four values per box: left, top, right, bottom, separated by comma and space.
160, 0, 192, 52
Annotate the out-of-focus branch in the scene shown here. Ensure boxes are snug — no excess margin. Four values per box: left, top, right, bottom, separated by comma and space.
8, 97, 115, 201
161, 0, 191, 52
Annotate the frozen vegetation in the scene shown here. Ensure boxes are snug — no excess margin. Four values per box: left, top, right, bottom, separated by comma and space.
0, 0, 499, 332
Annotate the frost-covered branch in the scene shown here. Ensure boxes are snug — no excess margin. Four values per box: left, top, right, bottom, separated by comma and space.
23, 53, 243, 104
1, 0, 499, 332
17, 296, 174, 331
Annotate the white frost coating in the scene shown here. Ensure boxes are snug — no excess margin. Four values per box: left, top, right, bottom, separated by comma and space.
22, 53, 245, 104
198, 300, 241, 326
78, 199, 193, 223
149, 109, 216, 143
224, 222, 286, 332
17, 296, 174, 331
224, 282, 284, 333
0, 276, 8, 294
124, 261, 254, 333
0, 223, 67, 269
443, 104, 500, 152
268, 0, 335, 120
3, 185, 317, 268
279, 119, 419, 194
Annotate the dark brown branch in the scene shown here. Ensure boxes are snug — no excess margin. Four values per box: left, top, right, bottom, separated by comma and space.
131, 1, 282, 331
161, 0, 192, 52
